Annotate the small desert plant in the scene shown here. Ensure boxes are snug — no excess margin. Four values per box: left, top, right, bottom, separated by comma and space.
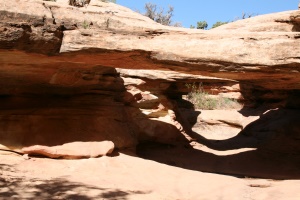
143, 3, 181, 26
82, 20, 90, 29
211, 21, 228, 29
69, 0, 116, 7
185, 83, 241, 110
69, 0, 90, 7
99, 0, 117, 3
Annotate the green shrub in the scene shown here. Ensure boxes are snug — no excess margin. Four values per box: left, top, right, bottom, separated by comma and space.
185, 83, 241, 110
211, 21, 228, 29
82, 20, 90, 29
100, 0, 116, 3
69, 0, 90, 7
69, 0, 116, 7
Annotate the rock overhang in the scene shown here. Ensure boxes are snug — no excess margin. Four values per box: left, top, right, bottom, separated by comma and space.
1, 0, 300, 158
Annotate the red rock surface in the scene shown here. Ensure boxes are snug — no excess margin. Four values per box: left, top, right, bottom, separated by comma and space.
0, 0, 299, 171
21, 141, 114, 159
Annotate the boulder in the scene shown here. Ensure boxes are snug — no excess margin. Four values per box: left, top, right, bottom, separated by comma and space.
21, 141, 114, 159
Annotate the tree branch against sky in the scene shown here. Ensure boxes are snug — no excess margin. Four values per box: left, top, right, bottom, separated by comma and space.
117, 0, 299, 28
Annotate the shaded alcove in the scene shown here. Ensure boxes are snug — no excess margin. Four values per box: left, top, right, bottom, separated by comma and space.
1, 49, 299, 180
136, 83, 300, 179
0, 58, 188, 157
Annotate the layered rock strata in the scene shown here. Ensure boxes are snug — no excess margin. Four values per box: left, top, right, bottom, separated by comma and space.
0, 0, 299, 160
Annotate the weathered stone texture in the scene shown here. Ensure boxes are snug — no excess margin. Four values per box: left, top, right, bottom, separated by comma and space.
0, 0, 300, 159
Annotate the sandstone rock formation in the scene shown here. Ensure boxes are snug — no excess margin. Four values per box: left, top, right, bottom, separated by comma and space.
0, 0, 300, 164
21, 141, 114, 159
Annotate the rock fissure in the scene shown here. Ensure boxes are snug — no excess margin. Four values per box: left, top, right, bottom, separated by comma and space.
42, 3, 57, 25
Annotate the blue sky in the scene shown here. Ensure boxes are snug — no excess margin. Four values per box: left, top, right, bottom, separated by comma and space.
117, 0, 300, 28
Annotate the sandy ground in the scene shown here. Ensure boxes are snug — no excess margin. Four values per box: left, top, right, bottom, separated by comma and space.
1, 108, 300, 199
1, 148, 300, 200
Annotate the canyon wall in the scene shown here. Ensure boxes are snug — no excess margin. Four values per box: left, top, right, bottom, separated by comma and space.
0, 0, 299, 159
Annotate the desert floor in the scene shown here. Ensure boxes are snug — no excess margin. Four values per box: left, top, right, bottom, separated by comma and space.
1, 133, 300, 200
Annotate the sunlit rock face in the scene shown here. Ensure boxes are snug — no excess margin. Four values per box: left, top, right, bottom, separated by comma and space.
0, 0, 300, 160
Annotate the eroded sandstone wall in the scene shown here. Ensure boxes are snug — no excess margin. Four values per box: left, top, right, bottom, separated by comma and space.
0, 0, 300, 158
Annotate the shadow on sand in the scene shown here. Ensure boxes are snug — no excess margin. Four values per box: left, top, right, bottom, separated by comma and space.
136, 102, 300, 180
1, 57, 300, 181
0, 164, 148, 199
